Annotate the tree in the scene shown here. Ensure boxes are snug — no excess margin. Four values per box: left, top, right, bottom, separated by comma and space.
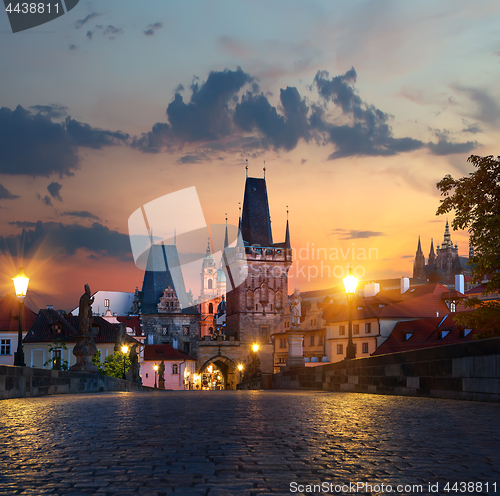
436, 154, 500, 335
92, 349, 131, 378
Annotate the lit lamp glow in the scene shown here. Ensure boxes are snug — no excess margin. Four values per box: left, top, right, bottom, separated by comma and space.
153, 364, 159, 388
13, 267, 29, 366
252, 344, 259, 353
343, 267, 358, 360
237, 364, 243, 371
121, 344, 129, 379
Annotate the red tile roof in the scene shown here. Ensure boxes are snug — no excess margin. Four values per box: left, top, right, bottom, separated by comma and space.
117, 315, 142, 336
143, 344, 195, 361
373, 312, 477, 355
24, 308, 140, 345
0, 294, 37, 332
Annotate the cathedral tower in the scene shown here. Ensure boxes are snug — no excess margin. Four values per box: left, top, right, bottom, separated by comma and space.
413, 236, 426, 281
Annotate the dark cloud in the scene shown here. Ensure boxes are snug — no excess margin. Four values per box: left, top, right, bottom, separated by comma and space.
41, 195, 52, 206
61, 211, 100, 221
331, 229, 385, 240
178, 152, 210, 164
462, 124, 482, 134
65, 117, 129, 149
0, 184, 19, 200
175, 84, 185, 93
8, 221, 37, 228
0, 106, 129, 176
69, 44, 77, 50
47, 182, 63, 202
312, 69, 425, 158
133, 67, 253, 152
74, 12, 100, 29
0, 221, 132, 261
234, 86, 310, 151
30, 104, 68, 118
144, 22, 163, 36
427, 137, 477, 156
86, 30, 93, 40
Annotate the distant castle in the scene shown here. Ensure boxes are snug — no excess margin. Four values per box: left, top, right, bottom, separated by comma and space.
413, 220, 472, 283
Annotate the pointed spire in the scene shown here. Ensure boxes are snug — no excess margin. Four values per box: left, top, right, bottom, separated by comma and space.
416, 236, 423, 254
442, 218, 453, 248
205, 237, 211, 257
285, 206, 291, 250
224, 213, 229, 250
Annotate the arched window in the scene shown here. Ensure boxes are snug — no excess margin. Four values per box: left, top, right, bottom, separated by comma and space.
172, 364, 178, 374
208, 279, 213, 289
209, 327, 214, 334
208, 302, 213, 314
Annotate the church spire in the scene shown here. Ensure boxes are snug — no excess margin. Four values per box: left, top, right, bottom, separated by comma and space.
442, 219, 453, 248
285, 206, 291, 250
413, 236, 426, 281
428, 238, 436, 268
224, 214, 229, 250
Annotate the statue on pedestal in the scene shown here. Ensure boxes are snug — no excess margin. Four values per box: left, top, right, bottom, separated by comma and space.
290, 287, 302, 327
71, 284, 98, 372
158, 360, 165, 390
126, 344, 142, 384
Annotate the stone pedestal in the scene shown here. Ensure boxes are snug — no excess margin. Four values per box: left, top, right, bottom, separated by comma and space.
71, 333, 98, 373
286, 328, 305, 367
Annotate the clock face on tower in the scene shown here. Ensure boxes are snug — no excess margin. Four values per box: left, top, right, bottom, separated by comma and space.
207, 269, 213, 274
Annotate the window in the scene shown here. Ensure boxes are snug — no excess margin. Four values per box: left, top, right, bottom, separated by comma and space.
310, 335, 315, 346
353, 324, 359, 335
317, 336, 323, 346
354, 343, 357, 354
256, 304, 258, 311
172, 364, 178, 374
279, 338, 287, 348
183, 326, 190, 336
104, 298, 110, 308
405, 333, 413, 341
209, 327, 214, 334
270, 304, 273, 311
162, 325, 169, 336
336, 344, 343, 354
362, 343, 369, 354
208, 279, 213, 289
183, 342, 190, 354
463, 328, 472, 337
310, 318, 317, 327
365, 323, 371, 334
439, 330, 450, 339
339, 325, 345, 336
450, 302, 456, 312
0, 339, 11, 355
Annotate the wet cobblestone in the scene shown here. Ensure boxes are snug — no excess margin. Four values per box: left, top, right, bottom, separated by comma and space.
1, 391, 500, 495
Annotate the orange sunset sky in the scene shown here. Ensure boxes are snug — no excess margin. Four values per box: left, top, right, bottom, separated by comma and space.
1, 1, 499, 311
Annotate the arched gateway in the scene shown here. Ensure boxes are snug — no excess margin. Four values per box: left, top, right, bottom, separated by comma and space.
198, 355, 241, 390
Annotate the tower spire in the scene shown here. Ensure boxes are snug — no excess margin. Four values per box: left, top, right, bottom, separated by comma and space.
285, 206, 291, 251
224, 213, 229, 250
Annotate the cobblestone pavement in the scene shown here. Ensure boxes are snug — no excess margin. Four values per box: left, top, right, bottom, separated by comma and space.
1, 391, 500, 496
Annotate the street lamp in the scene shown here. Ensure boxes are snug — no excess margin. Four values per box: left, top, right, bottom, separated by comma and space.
153, 364, 158, 388
343, 267, 358, 360
121, 344, 129, 379
252, 344, 259, 353
251, 344, 260, 376
13, 267, 29, 367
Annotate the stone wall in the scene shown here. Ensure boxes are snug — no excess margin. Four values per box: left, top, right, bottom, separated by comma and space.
273, 337, 500, 402
0, 365, 147, 400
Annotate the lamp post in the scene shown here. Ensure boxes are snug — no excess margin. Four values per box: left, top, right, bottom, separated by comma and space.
153, 364, 158, 388
121, 344, 129, 379
343, 267, 358, 360
13, 267, 29, 367
251, 344, 259, 376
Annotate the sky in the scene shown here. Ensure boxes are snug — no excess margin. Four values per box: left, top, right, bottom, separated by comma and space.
1, 0, 499, 311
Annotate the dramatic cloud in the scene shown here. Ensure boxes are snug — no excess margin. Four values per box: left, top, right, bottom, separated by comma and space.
74, 12, 100, 29
61, 211, 100, 221
331, 229, 385, 240
29, 104, 68, 118
0, 184, 19, 200
144, 22, 163, 36
133, 66, 477, 159
47, 182, 63, 202
65, 117, 129, 149
133, 67, 253, 152
0, 221, 132, 261
234, 86, 310, 151
0, 106, 129, 176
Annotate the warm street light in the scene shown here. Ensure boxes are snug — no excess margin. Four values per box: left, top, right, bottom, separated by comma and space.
13, 267, 29, 367
121, 344, 129, 379
252, 344, 259, 353
153, 363, 158, 388
237, 364, 243, 371
343, 267, 358, 360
